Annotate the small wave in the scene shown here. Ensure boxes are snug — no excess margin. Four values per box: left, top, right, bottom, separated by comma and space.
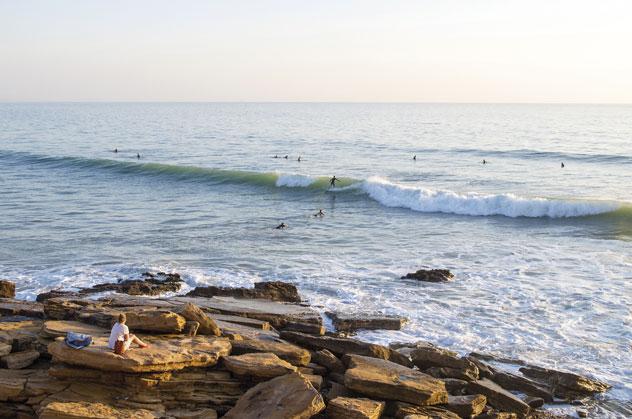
275, 173, 317, 188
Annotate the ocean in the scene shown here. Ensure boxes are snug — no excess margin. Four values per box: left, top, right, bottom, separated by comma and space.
1, 103, 631, 414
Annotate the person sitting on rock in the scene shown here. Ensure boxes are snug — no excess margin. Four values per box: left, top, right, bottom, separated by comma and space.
109, 313, 149, 354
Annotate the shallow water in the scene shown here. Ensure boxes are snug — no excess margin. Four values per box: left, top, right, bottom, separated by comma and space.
1, 103, 631, 413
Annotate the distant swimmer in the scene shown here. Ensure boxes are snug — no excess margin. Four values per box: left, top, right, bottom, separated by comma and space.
413, 155, 416, 161
137, 153, 141, 159
561, 162, 565, 168
274, 222, 287, 230
313, 209, 325, 217
274, 155, 278, 158
114, 148, 118, 153
329, 176, 339, 188
297, 156, 301, 162
482, 159, 487, 164
284, 155, 288, 159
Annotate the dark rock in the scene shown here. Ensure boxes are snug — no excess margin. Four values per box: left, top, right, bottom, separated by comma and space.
0, 281, 16, 299
466, 355, 496, 379
524, 396, 545, 408
425, 366, 478, 381
442, 378, 469, 395
187, 281, 301, 303
467, 378, 530, 416
0, 299, 45, 318
327, 312, 407, 333
401, 269, 454, 282
519, 365, 610, 398
444, 394, 487, 417
36, 290, 81, 302
312, 349, 345, 373
184, 320, 200, 336
83, 271, 183, 296
411, 343, 478, 381
280, 331, 413, 368
469, 352, 527, 366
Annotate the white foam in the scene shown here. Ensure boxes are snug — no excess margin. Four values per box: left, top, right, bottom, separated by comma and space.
361, 177, 619, 218
275, 173, 317, 188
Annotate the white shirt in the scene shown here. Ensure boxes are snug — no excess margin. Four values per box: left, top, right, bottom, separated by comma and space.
108, 322, 129, 349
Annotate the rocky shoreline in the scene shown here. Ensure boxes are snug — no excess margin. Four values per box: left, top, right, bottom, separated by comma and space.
0, 275, 611, 418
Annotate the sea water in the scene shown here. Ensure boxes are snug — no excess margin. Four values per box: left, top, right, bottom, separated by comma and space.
1, 103, 631, 415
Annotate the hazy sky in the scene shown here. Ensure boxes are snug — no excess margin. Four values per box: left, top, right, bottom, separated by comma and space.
1, 0, 631, 103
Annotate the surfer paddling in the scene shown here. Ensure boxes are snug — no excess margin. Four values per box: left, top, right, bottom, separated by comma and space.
274, 222, 288, 230
313, 209, 325, 217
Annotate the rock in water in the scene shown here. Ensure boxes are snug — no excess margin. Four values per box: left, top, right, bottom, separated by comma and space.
222, 352, 297, 380
401, 269, 454, 282
187, 281, 301, 303
327, 396, 385, 419
518, 365, 611, 398
0, 281, 16, 298
223, 372, 325, 419
327, 312, 407, 333
344, 354, 448, 406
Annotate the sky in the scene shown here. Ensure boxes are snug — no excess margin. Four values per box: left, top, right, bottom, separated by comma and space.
1, 0, 631, 103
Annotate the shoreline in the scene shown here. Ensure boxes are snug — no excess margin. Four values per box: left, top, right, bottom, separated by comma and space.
0, 275, 620, 418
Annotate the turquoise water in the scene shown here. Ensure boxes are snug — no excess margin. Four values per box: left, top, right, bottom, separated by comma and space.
1, 103, 631, 412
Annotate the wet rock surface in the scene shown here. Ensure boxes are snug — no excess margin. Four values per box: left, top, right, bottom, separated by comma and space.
187, 281, 301, 303
327, 312, 407, 333
401, 269, 454, 282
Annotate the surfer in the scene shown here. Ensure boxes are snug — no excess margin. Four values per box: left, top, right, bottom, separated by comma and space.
313, 209, 325, 217
561, 162, 565, 168
137, 153, 141, 159
329, 176, 339, 188
275, 222, 287, 230
284, 155, 288, 159
274, 155, 278, 158
413, 155, 416, 161
482, 159, 487, 164
298, 156, 301, 162
114, 148, 118, 153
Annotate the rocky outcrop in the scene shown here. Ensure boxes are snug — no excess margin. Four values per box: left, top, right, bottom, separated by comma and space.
401, 269, 454, 282
38, 401, 159, 419
187, 281, 301, 303
48, 336, 231, 373
280, 331, 413, 367
518, 365, 611, 398
311, 349, 345, 373
492, 371, 554, 402
467, 378, 530, 416
0, 298, 45, 318
344, 354, 448, 406
40, 320, 108, 339
222, 353, 297, 380
0, 281, 16, 299
175, 303, 221, 336
327, 396, 385, 419
1, 350, 40, 369
388, 401, 461, 419
327, 312, 407, 333
223, 373, 325, 419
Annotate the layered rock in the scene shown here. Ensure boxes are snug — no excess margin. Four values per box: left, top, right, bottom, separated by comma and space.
410, 342, 479, 381
518, 365, 611, 398
230, 335, 311, 366
222, 352, 297, 380
187, 281, 301, 303
48, 336, 231, 373
223, 373, 325, 419
327, 396, 385, 419
327, 312, 407, 333
444, 394, 487, 417
468, 378, 530, 416
344, 354, 448, 406
0, 281, 16, 299
174, 303, 221, 336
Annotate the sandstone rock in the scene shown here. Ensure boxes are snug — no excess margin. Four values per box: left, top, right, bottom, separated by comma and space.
475, 410, 518, 419
280, 331, 413, 368
0, 281, 16, 299
48, 336, 231, 373
326, 381, 350, 401
281, 321, 326, 335
327, 396, 385, 419
208, 313, 271, 330
469, 352, 527, 366
230, 335, 311, 366
187, 281, 301, 303
518, 365, 610, 398
466, 356, 496, 379
40, 320, 108, 339
311, 349, 345, 373
184, 321, 199, 337
442, 378, 468, 395
82, 272, 183, 297
467, 378, 530, 416
305, 362, 327, 376
401, 269, 454, 282
223, 372, 325, 419
223, 352, 297, 379
1, 350, 40, 369
36, 290, 81, 302
411, 344, 478, 381
304, 373, 323, 390
0, 343, 11, 357
389, 402, 461, 419
166, 408, 218, 419
327, 312, 407, 333
492, 371, 554, 402
38, 401, 159, 419
175, 303, 221, 336
124, 309, 187, 334
0, 299, 44, 318
344, 354, 447, 406
444, 394, 487, 417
